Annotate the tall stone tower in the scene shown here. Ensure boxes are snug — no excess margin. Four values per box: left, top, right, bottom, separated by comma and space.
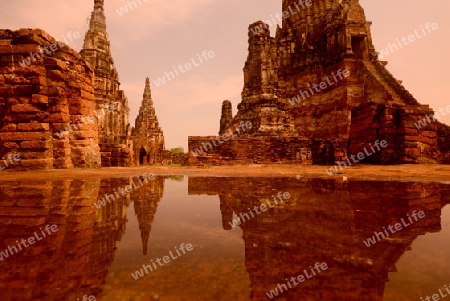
81, 0, 134, 167
132, 78, 165, 165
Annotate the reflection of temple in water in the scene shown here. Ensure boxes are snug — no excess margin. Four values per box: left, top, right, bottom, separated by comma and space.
189, 177, 450, 301
0, 176, 166, 301
131, 176, 166, 255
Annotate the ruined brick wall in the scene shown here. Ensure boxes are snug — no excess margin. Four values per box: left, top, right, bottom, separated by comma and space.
188, 136, 313, 165
350, 103, 440, 163
437, 122, 450, 163
284, 62, 352, 140
170, 153, 188, 165
395, 106, 439, 163
188, 136, 348, 165
349, 104, 391, 163
0, 29, 101, 170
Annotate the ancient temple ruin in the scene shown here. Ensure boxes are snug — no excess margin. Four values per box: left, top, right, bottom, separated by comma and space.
189, 0, 450, 165
80, 0, 134, 167
132, 78, 166, 165
0, 0, 165, 170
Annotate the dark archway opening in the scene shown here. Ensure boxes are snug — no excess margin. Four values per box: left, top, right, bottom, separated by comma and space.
351, 36, 367, 60
139, 147, 147, 165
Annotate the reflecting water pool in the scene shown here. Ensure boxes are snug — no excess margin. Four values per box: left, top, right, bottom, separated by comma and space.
0, 176, 449, 301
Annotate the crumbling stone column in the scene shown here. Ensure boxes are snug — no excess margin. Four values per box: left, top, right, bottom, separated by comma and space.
219, 100, 232, 135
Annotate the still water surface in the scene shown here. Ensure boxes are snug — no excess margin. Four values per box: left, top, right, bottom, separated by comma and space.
0, 176, 449, 301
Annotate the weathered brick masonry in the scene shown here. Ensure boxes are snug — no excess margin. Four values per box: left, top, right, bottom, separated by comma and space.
0, 29, 101, 170
188, 136, 313, 165
189, 0, 450, 165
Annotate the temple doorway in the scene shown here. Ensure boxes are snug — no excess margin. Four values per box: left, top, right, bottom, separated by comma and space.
351, 36, 367, 60
139, 147, 147, 165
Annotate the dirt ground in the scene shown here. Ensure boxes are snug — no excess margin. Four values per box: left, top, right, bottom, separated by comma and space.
0, 164, 449, 183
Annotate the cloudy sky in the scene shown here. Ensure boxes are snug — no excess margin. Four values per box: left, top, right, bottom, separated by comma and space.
1, 0, 449, 150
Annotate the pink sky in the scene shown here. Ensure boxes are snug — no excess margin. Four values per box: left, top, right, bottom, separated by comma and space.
1, 0, 449, 149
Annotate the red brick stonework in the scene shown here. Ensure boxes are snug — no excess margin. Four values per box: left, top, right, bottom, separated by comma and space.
0, 29, 101, 170
188, 0, 450, 165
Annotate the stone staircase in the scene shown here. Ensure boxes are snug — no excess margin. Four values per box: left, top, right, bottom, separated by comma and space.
361, 60, 418, 105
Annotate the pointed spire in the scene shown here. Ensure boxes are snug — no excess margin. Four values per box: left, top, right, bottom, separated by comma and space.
141, 228, 150, 256
82, 0, 108, 51
143, 77, 151, 100
133, 77, 165, 158
90, 0, 107, 31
